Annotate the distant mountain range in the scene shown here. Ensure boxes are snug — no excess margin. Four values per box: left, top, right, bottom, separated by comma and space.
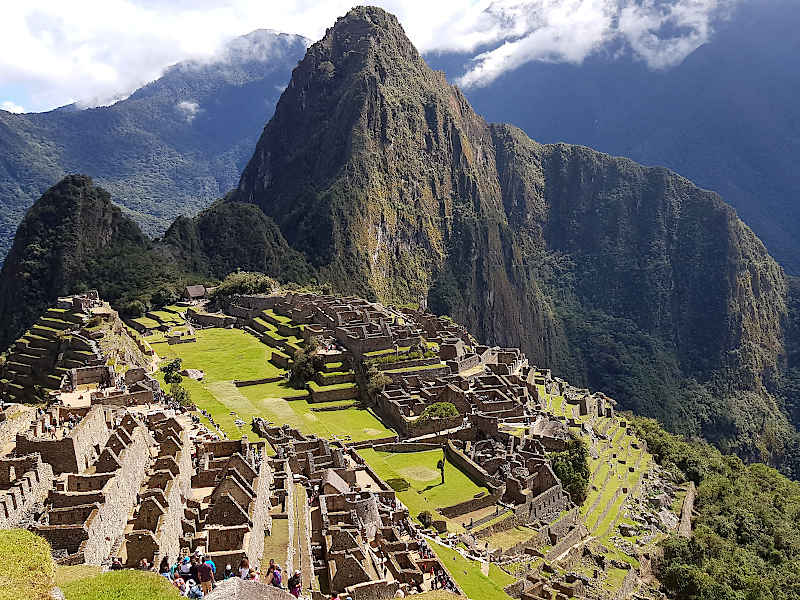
0, 29, 308, 260
2, 7, 798, 480
429, 0, 800, 274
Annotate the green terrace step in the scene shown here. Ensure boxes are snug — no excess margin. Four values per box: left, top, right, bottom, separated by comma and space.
43, 374, 63, 388
47, 310, 86, 325
31, 325, 61, 339
7, 362, 33, 375
37, 317, 74, 330
10, 354, 45, 367
6, 382, 25, 396
23, 334, 58, 350
321, 361, 347, 372
61, 359, 85, 370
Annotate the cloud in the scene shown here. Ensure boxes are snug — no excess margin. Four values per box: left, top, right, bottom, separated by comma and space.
0, 0, 743, 111
455, 0, 740, 88
1, 101, 25, 113
177, 100, 202, 124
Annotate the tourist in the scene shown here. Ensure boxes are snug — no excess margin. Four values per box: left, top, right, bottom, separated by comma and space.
186, 579, 203, 599
248, 568, 261, 581
239, 557, 250, 579
287, 569, 301, 598
139, 557, 151, 571
110, 557, 123, 571
173, 577, 187, 595
189, 556, 200, 583
179, 556, 192, 579
222, 564, 234, 580
198, 558, 214, 596
159, 556, 171, 576
204, 554, 217, 576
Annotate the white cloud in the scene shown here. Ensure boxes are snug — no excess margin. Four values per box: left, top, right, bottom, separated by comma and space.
0, 0, 743, 111
177, 100, 202, 124
455, 0, 740, 87
1, 101, 25, 113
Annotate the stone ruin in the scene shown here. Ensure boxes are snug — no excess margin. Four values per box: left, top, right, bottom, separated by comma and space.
253, 419, 463, 599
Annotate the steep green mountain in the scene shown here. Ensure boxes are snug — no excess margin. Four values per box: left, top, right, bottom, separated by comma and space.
234, 7, 795, 470
0, 175, 186, 348
0, 29, 308, 261
162, 200, 316, 285
0, 177, 316, 350
430, 0, 800, 276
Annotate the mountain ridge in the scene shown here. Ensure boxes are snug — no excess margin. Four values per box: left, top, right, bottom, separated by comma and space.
0, 29, 309, 261
0, 6, 797, 475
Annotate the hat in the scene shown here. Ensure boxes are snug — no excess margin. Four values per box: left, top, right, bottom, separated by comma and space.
182, 557, 190, 563
226, 564, 232, 570
295, 570, 301, 575
187, 579, 196, 586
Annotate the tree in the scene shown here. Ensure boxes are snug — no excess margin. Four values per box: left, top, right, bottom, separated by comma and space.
160, 358, 183, 384
418, 511, 434, 528
550, 437, 590, 505
289, 337, 324, 387
412, 401, 459, 429
169, 382, 192, 407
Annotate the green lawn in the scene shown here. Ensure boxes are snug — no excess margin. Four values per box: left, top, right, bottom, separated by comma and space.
0, 529, 54, 600
485, 563, 517, 588
289, 400, 394, 442
157, 328, 281, 381
262, 519, 290, 573
359, 449, 487, 527
60, 571, 180, 600
429, 540, 510, 600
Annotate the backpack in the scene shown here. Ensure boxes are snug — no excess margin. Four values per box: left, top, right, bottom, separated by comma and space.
272, 569, 282, 587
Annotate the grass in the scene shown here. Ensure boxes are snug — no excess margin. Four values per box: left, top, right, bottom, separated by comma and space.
359, 449, 487, 530
157, 328, 280, 381
55, 566, 102, 586
0, 529, 55, 600
154, 328, 390, 445
429, 540, 510, 600
60, 570, 180, 600
308, 381, 357, 392
288, 400, 394, 442
262, 519, 290, 572
483, 526, 537, 552
485, 563, 517, 588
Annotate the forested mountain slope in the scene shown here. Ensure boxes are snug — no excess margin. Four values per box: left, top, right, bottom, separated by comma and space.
431, 0, 800, 275
0, 30, 308, 260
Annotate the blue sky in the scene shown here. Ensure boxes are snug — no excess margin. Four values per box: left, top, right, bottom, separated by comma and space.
0, 0, 739, 113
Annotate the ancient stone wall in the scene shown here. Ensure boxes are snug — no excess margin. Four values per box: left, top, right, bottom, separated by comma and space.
186, 308, 237, 328
544, 524, 587, 561
310, 385, 360, 403
0, 454, 53, 528
233, 377, 284, 387
82, 424, 152, 564
611, 568, 638, 600
0, 406, 35, 448
16, 405, 109, 474
370, 443, 441, 453
445, 440, 497, 488
246, 456, 273, 567
91, 389, 154, 406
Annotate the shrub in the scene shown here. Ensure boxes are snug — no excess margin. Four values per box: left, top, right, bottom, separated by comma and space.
418, 511, 434, 528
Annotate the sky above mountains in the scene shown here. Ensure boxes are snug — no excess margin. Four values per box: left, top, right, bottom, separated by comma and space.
1, 0, 741, 114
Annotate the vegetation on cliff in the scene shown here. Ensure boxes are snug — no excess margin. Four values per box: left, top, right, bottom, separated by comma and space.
634, 416, 800, 599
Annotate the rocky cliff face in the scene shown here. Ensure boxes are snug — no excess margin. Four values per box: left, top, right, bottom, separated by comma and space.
235, 7, 792, 464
